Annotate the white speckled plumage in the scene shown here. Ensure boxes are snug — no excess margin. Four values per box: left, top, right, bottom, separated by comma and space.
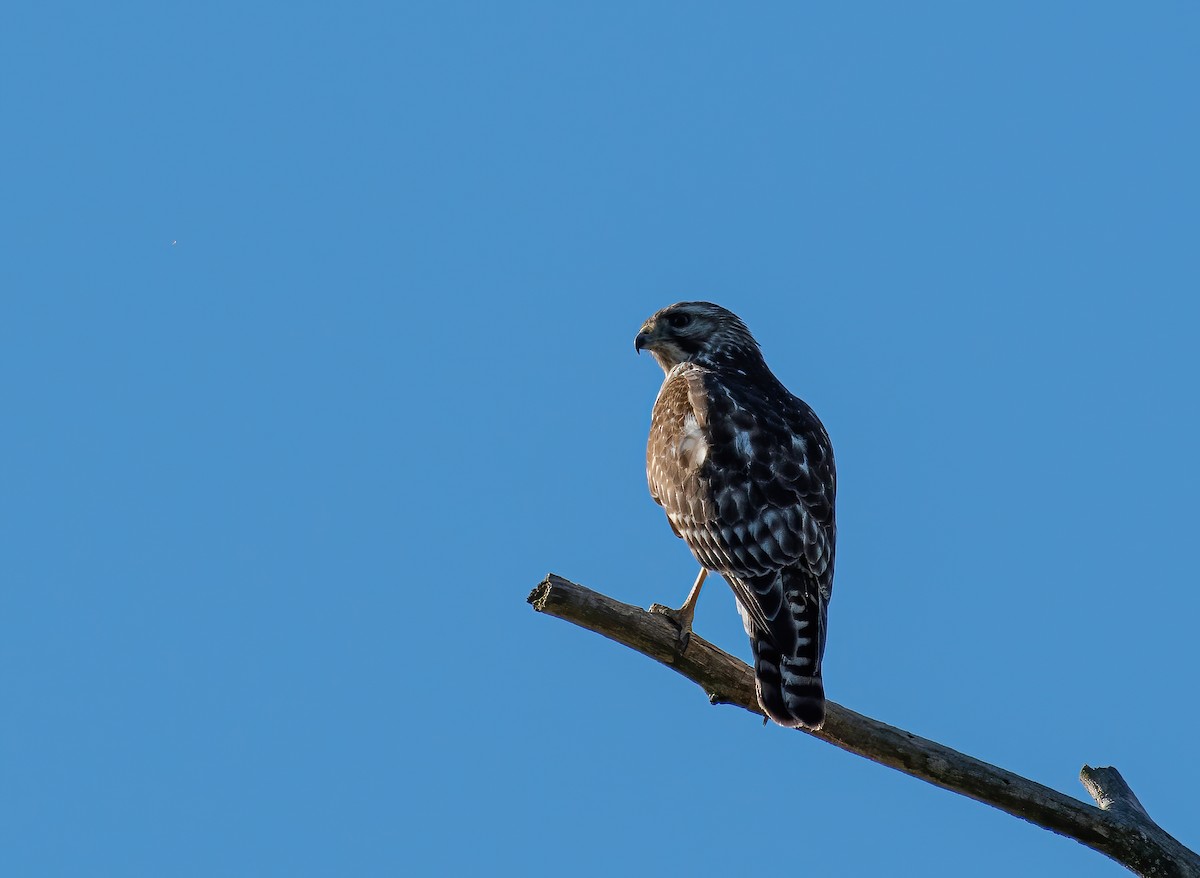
638, 302, 837, 729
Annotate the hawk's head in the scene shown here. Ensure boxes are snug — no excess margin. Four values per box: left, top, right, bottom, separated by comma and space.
635, 301, 759, 372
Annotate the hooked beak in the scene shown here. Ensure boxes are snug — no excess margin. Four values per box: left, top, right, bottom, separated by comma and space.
634, 331, 651, 354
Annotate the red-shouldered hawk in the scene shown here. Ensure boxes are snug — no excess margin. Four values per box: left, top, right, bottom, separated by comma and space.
637, 302, 836, 729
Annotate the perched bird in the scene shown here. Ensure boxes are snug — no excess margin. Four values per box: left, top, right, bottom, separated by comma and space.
636, 302, 836, 729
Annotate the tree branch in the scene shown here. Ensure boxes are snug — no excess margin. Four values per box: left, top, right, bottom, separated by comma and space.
528, 573, 1198, 878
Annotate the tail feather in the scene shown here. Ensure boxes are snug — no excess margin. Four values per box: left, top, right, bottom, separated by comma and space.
740, 567, 828, 729
751, 635, 825, 729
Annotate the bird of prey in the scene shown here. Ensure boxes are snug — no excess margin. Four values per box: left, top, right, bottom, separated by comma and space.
636, 302, 836, 729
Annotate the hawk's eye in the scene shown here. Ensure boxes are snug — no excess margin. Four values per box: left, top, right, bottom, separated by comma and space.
666, 313, 692, 330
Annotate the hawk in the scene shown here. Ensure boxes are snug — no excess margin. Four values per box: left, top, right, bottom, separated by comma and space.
636, 302, 836, 729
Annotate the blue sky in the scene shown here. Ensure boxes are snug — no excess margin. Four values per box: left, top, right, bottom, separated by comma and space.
3, 3, 1197, 875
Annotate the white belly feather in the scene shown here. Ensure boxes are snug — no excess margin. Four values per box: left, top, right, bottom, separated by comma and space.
678, 412, 708, 470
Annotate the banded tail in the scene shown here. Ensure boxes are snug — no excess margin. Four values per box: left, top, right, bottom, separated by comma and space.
750, 631, 825, 729
736, 567, 828, 729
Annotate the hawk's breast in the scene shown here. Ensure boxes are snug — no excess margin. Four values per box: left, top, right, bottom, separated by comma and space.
647, 366, 720, 552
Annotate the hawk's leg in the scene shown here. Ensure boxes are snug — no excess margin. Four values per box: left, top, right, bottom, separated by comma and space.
649, 568, 708, 653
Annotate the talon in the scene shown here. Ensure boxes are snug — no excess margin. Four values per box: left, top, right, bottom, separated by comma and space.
649, 603, 694, 653
649, 568, 708, 656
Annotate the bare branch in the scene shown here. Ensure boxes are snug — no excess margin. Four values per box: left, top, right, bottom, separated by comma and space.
528, 574, 1199, 878
1083, 765, 1153, 822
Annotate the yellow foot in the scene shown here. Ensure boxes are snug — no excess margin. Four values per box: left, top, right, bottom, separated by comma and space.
649, 602, 695, 653
648, 568, 707, 654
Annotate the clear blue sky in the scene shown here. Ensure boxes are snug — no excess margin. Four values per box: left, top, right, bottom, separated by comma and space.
2, 3, 1197, 876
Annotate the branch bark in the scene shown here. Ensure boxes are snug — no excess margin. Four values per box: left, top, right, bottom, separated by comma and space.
528, 573, 1198, 878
